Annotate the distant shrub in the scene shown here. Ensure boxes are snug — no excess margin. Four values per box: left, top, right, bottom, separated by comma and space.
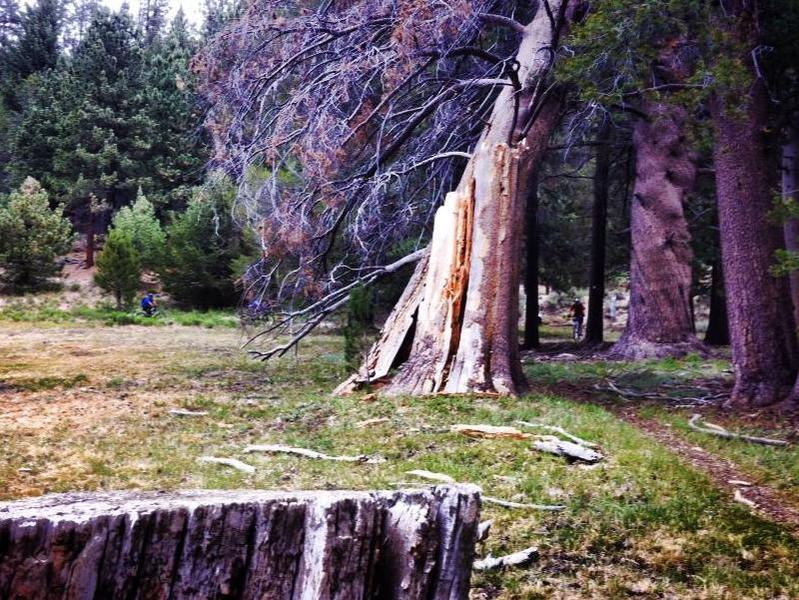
111, 191, 166, 271
94, 229, 141, 309
0, 177, 74, 290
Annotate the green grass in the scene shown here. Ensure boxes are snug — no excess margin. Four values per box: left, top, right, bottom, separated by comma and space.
2, 323, 799, 598
1, 373, 88, 391
0, 299, 239, 328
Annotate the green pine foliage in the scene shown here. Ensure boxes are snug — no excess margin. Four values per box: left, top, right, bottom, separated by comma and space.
94, 228, 141, 309
111, 190, 166, 271
343, 284, 374, 370
0, 177, 73, 290
159, 176, 255, 308
8, 6, 207, 214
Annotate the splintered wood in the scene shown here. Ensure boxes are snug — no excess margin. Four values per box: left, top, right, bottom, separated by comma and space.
0, 487, 481, 599
451, 423, 604, 463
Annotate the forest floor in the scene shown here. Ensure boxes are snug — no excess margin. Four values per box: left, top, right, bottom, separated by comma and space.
2, 317, 799, 599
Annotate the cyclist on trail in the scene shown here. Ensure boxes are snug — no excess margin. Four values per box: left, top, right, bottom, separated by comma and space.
570, 298, 585, 340
141, 292, 158, 317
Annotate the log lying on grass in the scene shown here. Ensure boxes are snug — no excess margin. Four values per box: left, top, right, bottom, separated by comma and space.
0, 486, 480, 599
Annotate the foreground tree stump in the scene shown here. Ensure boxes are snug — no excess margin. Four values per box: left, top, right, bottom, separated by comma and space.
0, 486, 480, 600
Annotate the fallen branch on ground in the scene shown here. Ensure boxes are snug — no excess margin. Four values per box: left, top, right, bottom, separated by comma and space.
482, 496, 566, 511
406, 469, 456, 483
516, 421, 598, 448
197, 456, 256, 474
733, 489, 757, 508
244, 444, 386, 463
450, 424, 531, 440
596, 380, 728, 406
170, 409, 209, 417
533, 436, 604, 463
688, 414, 788, 447
473, 546, 539, 571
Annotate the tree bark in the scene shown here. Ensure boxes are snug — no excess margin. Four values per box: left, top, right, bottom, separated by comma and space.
586, 122, 611, 345
85, 210, 95, 269
783, 130, 799, 327
338, 1, 571, 396
609, 102, 703, 360
0, 486, 480, 600
523, 171, 540, 350
704, 258, 730, 346
710, 3, 798, 408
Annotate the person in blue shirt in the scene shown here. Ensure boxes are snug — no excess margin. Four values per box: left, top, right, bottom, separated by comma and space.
141, 292, 158, 317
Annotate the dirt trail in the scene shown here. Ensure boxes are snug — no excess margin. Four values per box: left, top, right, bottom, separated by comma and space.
618, 409, 799, 532
539, 376, 799, 532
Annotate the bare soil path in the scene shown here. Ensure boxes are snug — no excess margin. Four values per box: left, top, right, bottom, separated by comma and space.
618, 408, 799, 532
537, 370, 799, 534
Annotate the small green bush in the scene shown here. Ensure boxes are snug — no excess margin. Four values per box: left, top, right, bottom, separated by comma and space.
94, 229, 141, 309
111, 190, 166, 271
0, 177, 74, 290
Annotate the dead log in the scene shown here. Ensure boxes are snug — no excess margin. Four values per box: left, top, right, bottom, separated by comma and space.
0, 486, 480, 600
532, 436, 604, 463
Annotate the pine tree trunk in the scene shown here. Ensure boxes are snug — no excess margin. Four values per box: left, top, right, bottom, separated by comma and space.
85, 217, 95, 269
705, 259, 730, 346
783, 131, 799, 327
0, 487, 480, 599
711, 77, 798, 407
610, 102, 703, 360
336, 2, 571, 396
523, 172, 540, 350
586, 122, 611, 345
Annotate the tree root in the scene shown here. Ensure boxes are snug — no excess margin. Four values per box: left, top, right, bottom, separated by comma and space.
688, 414, 788, 447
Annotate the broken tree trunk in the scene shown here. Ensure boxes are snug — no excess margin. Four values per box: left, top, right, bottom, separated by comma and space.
610, 101, 704, 360
0, 486, 480, 600
337, 0, 572, 396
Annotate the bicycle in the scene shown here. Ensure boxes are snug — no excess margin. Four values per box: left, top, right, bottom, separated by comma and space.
572, 318, 583, 341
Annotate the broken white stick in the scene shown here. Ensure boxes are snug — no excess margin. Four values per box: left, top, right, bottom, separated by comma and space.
733, 489, 757, 508
244, 444, 386, 464
170, 409, 209, 417
406, 469, 456, 483
516, 421, 598, 448
197, 456, 256, 474
533, 436, 603, 463
473, 546, 539, 571
688, 414, 788, 447
482, 496, 565, 511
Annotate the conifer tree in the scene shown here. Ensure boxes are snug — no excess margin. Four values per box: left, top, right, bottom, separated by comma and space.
94, 228, 141, 309
0, 177, 73, 289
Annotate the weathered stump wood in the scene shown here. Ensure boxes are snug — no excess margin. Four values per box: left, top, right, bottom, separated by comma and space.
0, 486, 480, 600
